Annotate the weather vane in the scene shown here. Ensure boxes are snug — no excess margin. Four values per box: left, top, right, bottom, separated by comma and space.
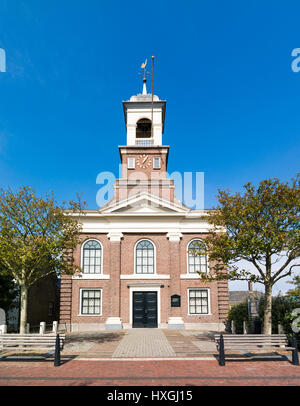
139, 58, 151, 79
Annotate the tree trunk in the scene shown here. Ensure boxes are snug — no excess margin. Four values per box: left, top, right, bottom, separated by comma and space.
19, 284, 28, 334
263, 283, 272, 334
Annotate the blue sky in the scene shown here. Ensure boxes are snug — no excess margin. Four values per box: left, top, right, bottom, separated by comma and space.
0, 0, 299, 291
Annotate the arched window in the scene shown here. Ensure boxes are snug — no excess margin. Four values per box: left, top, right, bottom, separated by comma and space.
82, 240, 102, 274
136, 118, 152, 139
188, 239, 207, 274
135, 240, 155, 274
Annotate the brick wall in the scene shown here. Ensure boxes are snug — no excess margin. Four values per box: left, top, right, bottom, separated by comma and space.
60, 232, 229, 331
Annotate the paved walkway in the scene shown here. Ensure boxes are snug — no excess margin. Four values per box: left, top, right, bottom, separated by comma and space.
60, 329, 217, 359
112, 328, 176, 358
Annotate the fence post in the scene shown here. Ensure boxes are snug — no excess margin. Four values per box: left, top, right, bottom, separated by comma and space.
219, 334, 225, 366
278, 324, 284, 334
39, 322, 45, 335
291, 333, 299, 366
54, 334, 61, 367
52, 321, 58, 334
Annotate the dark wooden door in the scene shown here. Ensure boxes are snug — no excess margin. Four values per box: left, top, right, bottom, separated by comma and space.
133, 292, 158, 328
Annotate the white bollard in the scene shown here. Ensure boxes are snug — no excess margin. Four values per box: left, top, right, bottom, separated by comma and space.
0, 308, 6, 334
52, 321, 58, 333
26, 323, 30, 334
278, 323, 284, 334
231, 320, 236, 334
243, 321, 248, 334
0, 324, 7, 334
39, 322, 46, 335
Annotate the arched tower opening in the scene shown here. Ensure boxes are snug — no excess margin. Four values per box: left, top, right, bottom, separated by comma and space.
136, 118, 152, 139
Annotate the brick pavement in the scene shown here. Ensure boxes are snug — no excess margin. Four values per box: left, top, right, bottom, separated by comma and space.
0, 359, 299, 386
1, 329, 299, 386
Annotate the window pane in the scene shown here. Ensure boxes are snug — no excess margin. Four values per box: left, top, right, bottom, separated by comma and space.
188, 240, 207, 274
83, 241, 102, 274
135, 240, 155, 274
81, 290, 101, 314
189, 290, 209, 314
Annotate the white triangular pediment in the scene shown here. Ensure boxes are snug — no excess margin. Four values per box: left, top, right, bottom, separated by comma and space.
99, 193, 190, 214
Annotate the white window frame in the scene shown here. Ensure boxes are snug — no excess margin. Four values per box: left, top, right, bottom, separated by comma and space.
79, 288, 103, 316
128, 157, 135, 169
80, 239, 103, 275
134, 239, 156, 275
153, 157, 161, 169
187, 288, 211, 316
187, 238, 208, 274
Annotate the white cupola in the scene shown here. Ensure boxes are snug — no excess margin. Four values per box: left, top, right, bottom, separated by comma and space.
122, 76, 166, 146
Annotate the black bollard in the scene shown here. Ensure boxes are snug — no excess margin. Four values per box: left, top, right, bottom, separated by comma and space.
219, 334, 225, 366
54, 333, 61, 367
291, 333, 299, 366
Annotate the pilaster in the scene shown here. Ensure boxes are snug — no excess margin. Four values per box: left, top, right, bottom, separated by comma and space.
105, 232, 123, 330
166, 232, 184, 329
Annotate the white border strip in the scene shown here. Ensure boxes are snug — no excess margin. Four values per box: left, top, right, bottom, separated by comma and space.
76, 357, 216, 361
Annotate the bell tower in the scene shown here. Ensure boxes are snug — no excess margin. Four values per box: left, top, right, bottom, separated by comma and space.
114, 61, 175, 203
122, 76, 166, 146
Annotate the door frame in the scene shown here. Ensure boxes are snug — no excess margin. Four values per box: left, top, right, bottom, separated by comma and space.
129, 286, 160, 327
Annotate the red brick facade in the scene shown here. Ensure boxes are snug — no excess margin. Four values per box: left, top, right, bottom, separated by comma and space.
59, 232, 229, 331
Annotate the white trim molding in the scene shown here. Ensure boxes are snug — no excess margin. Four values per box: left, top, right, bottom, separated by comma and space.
180, 274, 201, 279
167, 231, 183, 242
107, 232, 124, 241
72, 274, 110, 280
121, 274, 170, 280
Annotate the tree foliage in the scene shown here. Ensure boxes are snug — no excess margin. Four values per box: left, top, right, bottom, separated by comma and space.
0, 185, 85, 332
286, 273, 300, 300
258, 295, 300, 336
227, 301, 249, 333
193, 175, 300, 334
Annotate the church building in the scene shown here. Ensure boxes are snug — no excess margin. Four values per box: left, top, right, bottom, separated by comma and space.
59, 73, 229, 332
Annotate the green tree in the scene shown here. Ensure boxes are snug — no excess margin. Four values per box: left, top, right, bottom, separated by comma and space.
227, 301, 249, 333
258, 294, 300, 335
0, 186, 84, 333
195, 175, 300, 334
286, 272, 300, 300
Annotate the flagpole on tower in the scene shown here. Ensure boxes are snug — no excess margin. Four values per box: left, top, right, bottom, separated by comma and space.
151, 56, 155, 140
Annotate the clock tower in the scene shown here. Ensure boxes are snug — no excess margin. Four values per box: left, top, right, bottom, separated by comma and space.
114, 76, 176, 203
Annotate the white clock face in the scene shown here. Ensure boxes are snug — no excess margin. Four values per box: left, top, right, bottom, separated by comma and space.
136, 154, 151, 169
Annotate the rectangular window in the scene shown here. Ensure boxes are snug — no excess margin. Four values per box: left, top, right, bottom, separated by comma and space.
128, 157, 135, 169
81, 289, 102, 315
153, 157, 161, 169
188, 289, 209, 314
